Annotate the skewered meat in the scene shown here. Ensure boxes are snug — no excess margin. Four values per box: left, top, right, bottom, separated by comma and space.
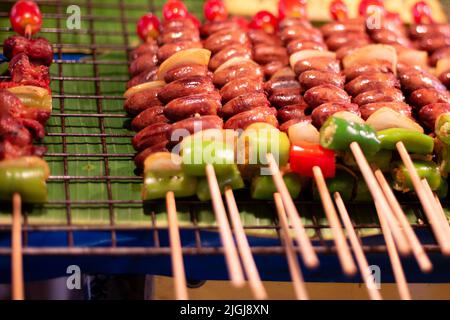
252, 44, 288, 65
220, 92, 270, 118
280, 25, 323, 43
359, 102, 412, 120
299, 70, 345, 91
162, 18, 197, 32
204, 29, 249, 53
129, 53, 158, 76
220, 78, 264, 103
157, 41, 202, 62
126, 67, 158, 88
3, 35, 53, 66
132, 122, 172, 151
320, 21, 366, 38
224, 107, 278, 130
213, 61, 263, 87
430, 46, 450, 66
440, 70, 450, 89
130, 41, 159, 60
124, 87, 163, 116
164, 93, 221, 121
409, 88, 450, 109
158, 29, 200, 45
293, 57, 340, 75
419, 103, 450, 130
344, 72, 400, 96
264, 76, 300, 95
167, 115, 224, 143
277, 104, 310, 123
303, 84, 351, 108
209, 44, 252, 71
247, 29, 282, 46
201, 19, 240, 37
409, 24, 450, 39
286, 39, 327, 55
353, 88, 405, 106
269, 88, 303, 108
311, 102, 360, 127
325, 32, 370, 51
398, 66, 447, 93
343, 60, 393, 81
130, 106, 168, 132
164, 63, 211, 83
158, 76, 215, 103
417, 35, 450, 52
9, 53, 50, 89
134, 141, 170, 168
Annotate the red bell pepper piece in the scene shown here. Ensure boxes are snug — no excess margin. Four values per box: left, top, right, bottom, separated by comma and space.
290, 142, 336, 178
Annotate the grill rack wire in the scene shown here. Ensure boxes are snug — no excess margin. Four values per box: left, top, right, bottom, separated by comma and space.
0, 0, 446, 264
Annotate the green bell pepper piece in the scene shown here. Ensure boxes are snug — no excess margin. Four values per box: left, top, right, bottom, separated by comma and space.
196, 165, 244, 201
251, 172, 301, 200
377, 128, 434, 154
320, 116, 380, 156
353, 176, 372, 202
435, 114, 450, 144
0, 166, 48, 203
342, 149, 392, 172
435, 139, 450, 175
391, 160, 442, 193
436, 179, 448, 199
142, 172, 197, 200
312, 168, 355, 202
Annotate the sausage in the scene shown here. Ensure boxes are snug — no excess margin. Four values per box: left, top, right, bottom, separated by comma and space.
278, 17, 312, 31
164, 63, 211, 83
293, 57, 340, 76
262, 61, 287, 78
398, 66, 447, 93
269, 88, 304, 108
353, 88, 405, 106
280, 25, 323, 43
286, 39, 327, 55
370, 29, 411, 47
164, 93, 221, 121
303, 84, 351, 109
277, 104, 310, 123
220, 78, 264, 103
409, 88, 450, 109
213, 61, 264, 87
439, 70, 450, 89
132, 122, 172, 151
167, 115, 224, 143
209, 44, 252, 71
134, 141, 170, 169
311, 102, 360, 127
247, 29, 283, 46
325, 32, 370, 51
430, 46, 450, 66
204, 29, 249, 53
124, 88, 163, 115
264, 76, 300, 95
3, 35, 53, 66
320, 21, 366, 38
343, 60, 393, 81
200, 19, 240, 37
126, 67, 158, 89
157, 41, 202, 62
298, 70, 345, 91
129, 41, 159, 60
409, 23, 450, 39
418, 35, 450, 52
345, 72, 400, 96
336, 44, 365, 61
129, 53, 158, 76
158, 29, 200, 45
162, 18, 197, 32
224, 107, 278, 130
220, 93, 270, 118
419, 103, 450, 130
279, 117, 312, 132
131, 106, 168, 132
360, 102, 412, 120
252, 44, 288, 65
158, 76, 215, 103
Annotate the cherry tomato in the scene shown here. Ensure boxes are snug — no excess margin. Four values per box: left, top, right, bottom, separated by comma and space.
10, 0, 42, 36
358, 0, 384, 16
186, 12, 200, 29
136, 13, 160, 41
412, 1, 434, 24
330, 0, 348, 21
203, 0, 228, 21
278, 0, 307, 20
162, 0, 188, 21
249, 11, 278, 34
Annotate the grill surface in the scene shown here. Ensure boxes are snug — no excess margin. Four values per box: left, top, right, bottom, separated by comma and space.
0, 0, 448, 284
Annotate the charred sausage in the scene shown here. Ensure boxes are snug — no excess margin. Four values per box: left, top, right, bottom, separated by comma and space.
164, 93, 221, 121
220, 93, 270, 118
298, 70, 345, 91
360, 102, 412, 120
131, 106, 168, 132
164, 63, 211, 83
224, 107, 278, 130
303, 84, 351, 108
220, 78, 264, 103
311, 102, 360, 127
353, 88, 405, 106
345, 72, 400, 96
293, 57, 340, 76
158, 76, 215, 103
209, 44, 252, 71
132, 122, 172, 151
419, 103, 450, 130
124, 88, 163, 116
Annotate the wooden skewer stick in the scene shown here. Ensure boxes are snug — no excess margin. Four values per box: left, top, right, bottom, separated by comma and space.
274, 193, 309, 300
312, 166, 356, 276
334, 192, 382, 300
375, 170, 433, 273
166, 191, 188, 300
12, 192, 24, 300
375, 201, 412, 300
396, 142, 450, 254
266, 153, 319, 269
205, 164, 245, 287
421, 179, 450, 243
350, 142, 411, 255
224, 187, 268, 300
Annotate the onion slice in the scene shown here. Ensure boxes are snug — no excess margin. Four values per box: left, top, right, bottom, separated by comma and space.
157, 48, 211, 80
287, 121, 320, 145
366, 107, 423, 132
333, 111, 365, 124
7, 85, 52, 111
214, 56, 259, 73
343, 44, 397, 75
436, 57, 450, 76
289, 49, 336, 70
123, 80, 165, 98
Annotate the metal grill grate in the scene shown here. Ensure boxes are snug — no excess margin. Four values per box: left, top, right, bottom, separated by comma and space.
0, 0, 445, 265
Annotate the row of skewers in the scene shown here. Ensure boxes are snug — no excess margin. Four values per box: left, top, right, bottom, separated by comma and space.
0, 0, 54, 299
123, 0, 450, 300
